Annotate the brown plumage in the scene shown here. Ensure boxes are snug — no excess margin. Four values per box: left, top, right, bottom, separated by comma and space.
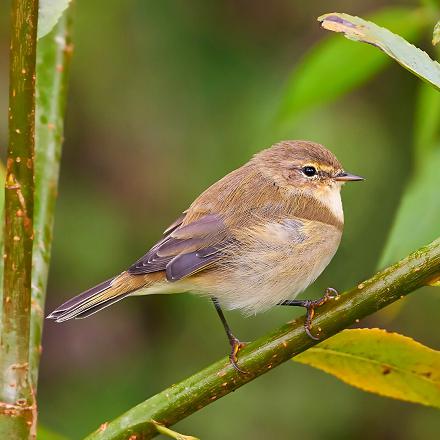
48, 140, 362, 322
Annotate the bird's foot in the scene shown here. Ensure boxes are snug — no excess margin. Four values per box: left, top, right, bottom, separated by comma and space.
302, 287, 339, 340
280, 287, 339, 340
228, 335, 248, 374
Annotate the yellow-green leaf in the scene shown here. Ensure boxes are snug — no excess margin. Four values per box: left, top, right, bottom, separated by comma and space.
318, 12, 440, 91
293, 329, 440, 408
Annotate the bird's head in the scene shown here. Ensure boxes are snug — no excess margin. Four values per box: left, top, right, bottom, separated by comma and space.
254, 140, 363, 194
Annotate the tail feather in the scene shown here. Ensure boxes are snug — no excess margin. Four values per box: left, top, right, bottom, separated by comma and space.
47, 272, 146, 323
46, 278, 114, 319
74, 293, 132, 319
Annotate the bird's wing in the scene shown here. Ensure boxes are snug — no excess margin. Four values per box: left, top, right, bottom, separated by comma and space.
128, 165, 295, 282
127, 212, 233, 281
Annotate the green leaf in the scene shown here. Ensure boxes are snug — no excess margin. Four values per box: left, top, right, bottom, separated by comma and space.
379, 147, 440, 268
380, 80, 440, 268
293, 329, 440, 408
414, 82, 440, 162
318, 11, 440, 91
38, 0, 71, 39
433, 20, 440, 45
277, 7, 428, 123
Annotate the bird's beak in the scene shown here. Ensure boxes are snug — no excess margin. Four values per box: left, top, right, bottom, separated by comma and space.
335, 171, 364, 182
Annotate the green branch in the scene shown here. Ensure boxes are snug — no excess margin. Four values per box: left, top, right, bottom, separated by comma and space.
85, 238, 440, 440
30, 8, 73, 389
0, 0, 39, 438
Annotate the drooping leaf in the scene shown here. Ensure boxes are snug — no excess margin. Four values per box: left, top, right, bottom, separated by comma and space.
318, 12, 440, 91
433, 20, 440, 46
294, 329, 440, 408
277, 7, 428, 123
38, 0, 71, 39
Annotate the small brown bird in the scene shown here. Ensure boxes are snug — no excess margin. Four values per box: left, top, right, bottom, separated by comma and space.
48, 140, 363, 371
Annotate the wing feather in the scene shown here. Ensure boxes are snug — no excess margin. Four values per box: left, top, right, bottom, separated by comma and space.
127, 213, 229, 280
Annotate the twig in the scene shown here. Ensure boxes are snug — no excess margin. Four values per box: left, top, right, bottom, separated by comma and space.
0, 0, 39, 438
84, 238, 440, 440
151, 420, 199, 440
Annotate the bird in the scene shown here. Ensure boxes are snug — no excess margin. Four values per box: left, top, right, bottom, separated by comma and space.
47, 140, 363, 372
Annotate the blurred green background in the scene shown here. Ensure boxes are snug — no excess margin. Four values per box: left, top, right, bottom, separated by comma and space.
1, 0, 440, 438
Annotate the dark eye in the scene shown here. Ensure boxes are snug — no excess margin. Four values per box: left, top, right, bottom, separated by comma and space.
302, 166, 317, 177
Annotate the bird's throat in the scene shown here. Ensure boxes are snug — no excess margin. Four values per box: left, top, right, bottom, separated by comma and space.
315, 186, 344, 224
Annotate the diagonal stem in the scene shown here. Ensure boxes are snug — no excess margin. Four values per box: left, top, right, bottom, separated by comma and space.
84, 238, 440, 440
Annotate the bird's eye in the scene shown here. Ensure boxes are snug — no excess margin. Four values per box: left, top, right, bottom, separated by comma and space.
302, 166, 317, 177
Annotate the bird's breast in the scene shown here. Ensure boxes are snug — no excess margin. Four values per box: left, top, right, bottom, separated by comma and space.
196, 217, 342, 315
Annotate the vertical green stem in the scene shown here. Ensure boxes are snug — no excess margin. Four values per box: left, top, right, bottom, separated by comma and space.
30, 8, 73, 389
0, 1, 39, 439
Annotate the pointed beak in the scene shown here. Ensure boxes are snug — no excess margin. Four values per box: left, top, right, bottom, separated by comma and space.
335, 171, 364, 182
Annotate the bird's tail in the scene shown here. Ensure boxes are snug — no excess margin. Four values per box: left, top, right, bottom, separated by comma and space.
46, 272, 148, 323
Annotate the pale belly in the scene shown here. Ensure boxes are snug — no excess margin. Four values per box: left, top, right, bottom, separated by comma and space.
191, 219, 343, 315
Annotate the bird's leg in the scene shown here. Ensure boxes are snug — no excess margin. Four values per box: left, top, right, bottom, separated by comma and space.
279, 287, 339, 340
212, 297, 247, 373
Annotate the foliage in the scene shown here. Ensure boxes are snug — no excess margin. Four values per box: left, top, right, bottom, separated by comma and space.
280, 8, 440, 273
1, 1, 440, 439
314, 11, 440, 269
379, 146, 440, 268
318, 12, 440, 90
292, 7, 440, 413
277, 7, 429, 124
294, 329, 440, 408
379, 79, 440, 267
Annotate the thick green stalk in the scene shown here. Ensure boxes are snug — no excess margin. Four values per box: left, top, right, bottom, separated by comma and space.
85, 238, 440, 440
0, 1, 39, 439
30, 9, 73, 389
